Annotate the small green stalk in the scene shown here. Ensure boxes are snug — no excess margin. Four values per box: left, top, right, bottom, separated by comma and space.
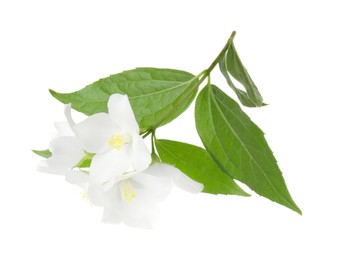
183, 31, 236, 94
150, 131, 161, 163
142, 31, 236, 138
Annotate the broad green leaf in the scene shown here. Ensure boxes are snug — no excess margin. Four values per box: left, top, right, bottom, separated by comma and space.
50, 68, 198, 130
219, 41, 263, 107
195, 84, 301, 214
156, 139, 249, 196
32, 149, 52, 158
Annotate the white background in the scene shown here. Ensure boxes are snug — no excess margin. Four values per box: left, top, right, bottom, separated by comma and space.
1, 0, 336, 259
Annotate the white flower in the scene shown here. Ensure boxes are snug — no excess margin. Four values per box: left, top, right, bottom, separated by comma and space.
87, 163, 204, 229
36, 93, 204, 229
65, 94, 151, 186
37, 121, 91, 189
38, 121, 86, 172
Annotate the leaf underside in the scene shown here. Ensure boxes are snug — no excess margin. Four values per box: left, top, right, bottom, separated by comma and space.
219, 42, 264, 107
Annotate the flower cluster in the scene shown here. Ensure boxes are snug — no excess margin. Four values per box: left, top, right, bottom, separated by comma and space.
38, 94, 203, 228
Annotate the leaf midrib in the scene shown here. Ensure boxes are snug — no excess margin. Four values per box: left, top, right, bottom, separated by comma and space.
65, 78, 193, 107
220, 51, 259, 107
227, 45, 261, 101
81, 77, 194, 102
208, 86, 294, 206
128, 78, 194, 100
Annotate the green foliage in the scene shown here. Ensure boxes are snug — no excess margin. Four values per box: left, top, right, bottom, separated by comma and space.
156, 139, 249, 196
36, 31, 300, 215
32, 149, 52, 158
50, 68, 198, 130
195, 84, 301, 214
75, 152, 94, 168
219, 41, 264, 107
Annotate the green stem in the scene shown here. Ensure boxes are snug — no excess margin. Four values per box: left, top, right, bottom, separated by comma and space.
200, 31, 236, 82
150, 131, 161, 163
151, 131, 156, 154
142, 31, 236, 137
142, 130, 152, 138
172, 31, 236, 96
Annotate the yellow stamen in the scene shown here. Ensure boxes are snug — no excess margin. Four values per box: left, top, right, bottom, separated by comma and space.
122, 181, 136, 202
80, 191, 93, 206
107, 135, 125, 150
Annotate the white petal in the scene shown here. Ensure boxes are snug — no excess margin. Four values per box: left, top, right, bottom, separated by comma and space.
131, 171, 173, 201
64, 104, 75, 128
86, 183, 105, 207
171, 168, 204, 194
38, 161, 87, 189
37, 160, 68, 175
118, 181, 160, 229
65, 170, 89, 189
89, 148, 132, 186
47, 136, 85, 170
101, 186, 122, 224
121, 201, 160, 229
51, 121, 73, 140
72, 113, 118, 154
101, 177, 163, 228
108, 94, 139, 134
148, 163, 204, 194
131, 134, 151, 172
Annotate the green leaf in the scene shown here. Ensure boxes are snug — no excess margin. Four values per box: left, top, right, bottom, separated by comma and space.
195, 84, 301, 214
156, 139, 249, 196
77, 159, 92, 168
75, 152, 94, 168
50, 68, 198, 130
32, 149, 52, 158
219, 41, 263, 107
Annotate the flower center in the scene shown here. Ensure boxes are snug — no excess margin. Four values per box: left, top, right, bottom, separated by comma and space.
107, 134, 127, 150
122, 181, 136, 203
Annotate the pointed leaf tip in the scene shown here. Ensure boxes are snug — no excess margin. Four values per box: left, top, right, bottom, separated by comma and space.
48, 68, 198, 129
195, 84, 301, 214
32, 149, 52, 158
219, 39, 264, 107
